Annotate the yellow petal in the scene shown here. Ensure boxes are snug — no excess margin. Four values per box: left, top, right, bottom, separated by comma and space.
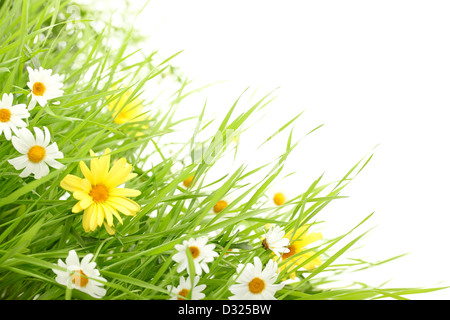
97, 148, 111, 182
108, 196, 140, 212
105, 198, 134, 216
97, 203, 105, 227
303, 257, 322, 271
125, 172, 138, 182
285, 226, 322, 249
101, 203, 114, 226
104, 158, 132, 188
89, 149, 111, 184
73, 190, 90, 201
273, 258, 296, 281
72, 201, 83, 213
287, 225, 308, 240
79, 161, 95, 185
82, 205, 93, 232
103, 222, 116, 235
81, 179, 92, 191
103, 202, 123, 225
89, 150, 101, 185
294, 232, 323, 249
109, 187, 141, 197
60, 175, 87, 193
297, 251, 322, 271
79, 196, 94, 209
90, 203, 98, 231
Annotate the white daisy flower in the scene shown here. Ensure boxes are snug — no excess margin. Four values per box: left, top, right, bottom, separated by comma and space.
0, 93, 29, 140
209, 193, 240, 219
268, 188, 288, 206
229, 256, 284, 300
167, 276, 206, 300
8, 126, 64, 179
52, 249, 107, 299
27, 66, 64, 109
262, 225, 290, 257
212, 196, 231, 214
173, 236, 219, 275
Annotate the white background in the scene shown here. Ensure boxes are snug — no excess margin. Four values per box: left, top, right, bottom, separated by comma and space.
131, 0, 450, 298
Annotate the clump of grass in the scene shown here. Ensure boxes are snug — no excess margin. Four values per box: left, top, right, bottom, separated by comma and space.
0, 0, 445, 300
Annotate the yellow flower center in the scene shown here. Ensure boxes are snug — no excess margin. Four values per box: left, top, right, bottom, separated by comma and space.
282, 245, 296, 260
189, 246, 200, 259
177, 288, 189, 300
248, 277, 265, 294
32, 82, 46, 96
89, 184, 109, 203
27, 146, 46, 163
71, 269, 88, 287
213, 200, 228, 213
183, 176, 193, 188
273, 192, 286, 206
0, 108, 11, 122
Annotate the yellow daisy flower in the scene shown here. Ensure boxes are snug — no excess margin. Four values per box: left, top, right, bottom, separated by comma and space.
274, 225, 323, 280
212, 192, 240, 215
60, 148, 141, 235
107, 87, 148, 124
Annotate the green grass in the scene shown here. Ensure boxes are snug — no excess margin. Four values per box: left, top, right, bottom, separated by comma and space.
0, 0, 445, 300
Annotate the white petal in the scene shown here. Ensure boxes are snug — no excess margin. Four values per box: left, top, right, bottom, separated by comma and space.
27, 66, 34, 79
229, 283, 249, 295
10, 116, 27, 128
54, 275, 70, 286
37, 162, 50, 178
28, 99, 37, 110
177, 260, 188, 273
65, 250, 80, 267
8, 155, 29, 170
3, 126, 11, 140
88, 284, 107, 299
239, 266, 256, 283
44, 158, 64, 169
192, 276, 200, 287
52, 267, 68, 278
194, 261, 203, 275
43, 126, 51, 146
0, 93, 8, 107
172, 252, 184, 263
18, 164, 34, 178
32, 163, 43, 179
260, 290, 276, 300
197, 237, 208, 246
174, 244, 185, 251
17, 128, 36, 147
81, 253, 94, 269
11, 135, 30, 154
253, 257, 263, 273
2, 93, 13, 108
179, 276, 187, 287
34, 127, 45, 146
11, 103, 28, 113
36, 96, 47, 107
45, 142, 60, 155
